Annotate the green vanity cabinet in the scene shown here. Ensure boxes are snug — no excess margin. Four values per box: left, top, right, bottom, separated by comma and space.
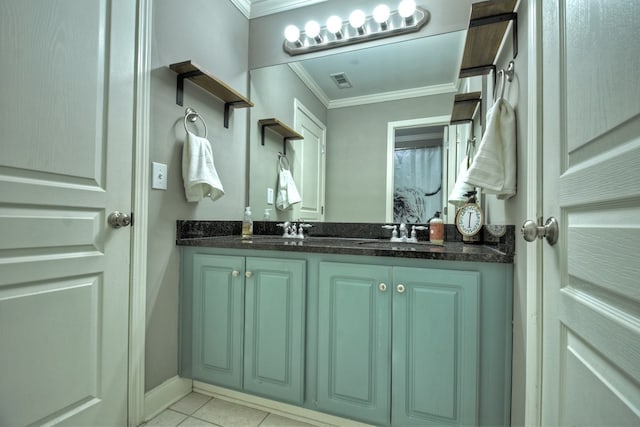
317, 262, 480, 426
185, 251, 306, 404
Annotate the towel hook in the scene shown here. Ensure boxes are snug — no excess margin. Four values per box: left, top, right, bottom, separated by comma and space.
495, 61, 515, 100
184, 107, 208, 138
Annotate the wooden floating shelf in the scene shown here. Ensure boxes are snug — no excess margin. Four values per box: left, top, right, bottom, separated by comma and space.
258, 118, 303, 155
459, 0, 518, 78
451, 92, 482, 124
169, 60, 254, 128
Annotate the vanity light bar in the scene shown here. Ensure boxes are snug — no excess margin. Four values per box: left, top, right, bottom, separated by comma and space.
283, 5, 430, 56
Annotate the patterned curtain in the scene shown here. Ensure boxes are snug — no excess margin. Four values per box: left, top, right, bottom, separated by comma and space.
393, 146, 442, 224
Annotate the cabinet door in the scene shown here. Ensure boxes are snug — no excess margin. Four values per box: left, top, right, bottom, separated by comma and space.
317, 262, 392, 425
392, 267, 479, 426
244, 258, 306, 404
192, 254, 244, 389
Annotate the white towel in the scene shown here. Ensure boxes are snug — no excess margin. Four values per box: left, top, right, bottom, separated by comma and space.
276, 168, 301, 210
448, 156, 475, 207
182, 130, 224, 202
466, 98, 517, 199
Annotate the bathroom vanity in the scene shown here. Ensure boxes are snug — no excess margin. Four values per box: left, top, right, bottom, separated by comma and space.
177, 221, 513, 426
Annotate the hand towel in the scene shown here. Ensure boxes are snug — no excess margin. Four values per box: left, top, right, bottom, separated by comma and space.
465, 98, 517, 199
276, 168, 301, 210
182, 130, 224, 202
448, 156, 475, 207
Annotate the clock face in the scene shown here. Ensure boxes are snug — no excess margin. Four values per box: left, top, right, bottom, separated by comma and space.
456, 203, 484, 236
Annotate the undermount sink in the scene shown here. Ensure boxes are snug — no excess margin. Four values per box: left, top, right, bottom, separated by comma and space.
356, 240, 443, 249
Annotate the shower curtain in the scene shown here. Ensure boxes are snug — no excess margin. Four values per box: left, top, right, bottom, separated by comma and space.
393, 146, 442, 224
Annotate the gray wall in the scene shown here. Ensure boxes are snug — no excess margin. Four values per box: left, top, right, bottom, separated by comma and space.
248, 64, 328, 221
326, 93, 454, 222
483, 2, 530, 425
146, 0, 249, 391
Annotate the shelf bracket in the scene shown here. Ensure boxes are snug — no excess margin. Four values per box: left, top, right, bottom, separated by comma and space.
261, 123, 296, 155
223, 101, 246, 129
469, 12, 518, 59
175, 70, 204, 107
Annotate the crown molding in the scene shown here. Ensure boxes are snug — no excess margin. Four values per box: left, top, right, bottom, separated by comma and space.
327, 83, 459, 109
287, 62, 331, 108
229, 0, 251, 18
247, 0, 328, 19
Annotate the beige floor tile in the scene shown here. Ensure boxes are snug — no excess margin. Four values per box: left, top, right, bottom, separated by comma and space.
259, 413, 316, 427
145, 409, 188, 426
178, 416, 218, 427
171, 392, 212, 415
192, 398, 268, 427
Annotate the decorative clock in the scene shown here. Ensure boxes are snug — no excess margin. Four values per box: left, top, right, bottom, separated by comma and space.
455, 191, 484, 243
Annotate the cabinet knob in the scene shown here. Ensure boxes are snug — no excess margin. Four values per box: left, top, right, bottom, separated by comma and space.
232, 270, 239, 277
379, 283, 387, 292
245, 271, 253, 278
396, 284, 406, 293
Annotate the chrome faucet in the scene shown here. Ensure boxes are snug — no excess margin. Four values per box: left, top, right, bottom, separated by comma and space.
277, 222, 312, 239
382, 223, 427, 243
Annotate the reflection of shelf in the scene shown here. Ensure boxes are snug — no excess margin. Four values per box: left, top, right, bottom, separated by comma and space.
169, 60, 254, 128
459, 0, 518, 78
258, 118, 304, 155
450, 92, 481, 124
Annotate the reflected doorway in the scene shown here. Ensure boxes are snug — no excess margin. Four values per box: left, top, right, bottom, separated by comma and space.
385, 116, 450, 223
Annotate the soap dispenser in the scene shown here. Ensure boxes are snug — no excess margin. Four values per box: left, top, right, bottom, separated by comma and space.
242, 206, 253, 239
429, 211, 444, 245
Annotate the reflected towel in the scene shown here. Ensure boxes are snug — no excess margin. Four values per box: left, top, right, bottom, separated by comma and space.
276, 169, 301, 210
448, 156, 475, 207
182, 130, 224, 202
466, 98, 517, 199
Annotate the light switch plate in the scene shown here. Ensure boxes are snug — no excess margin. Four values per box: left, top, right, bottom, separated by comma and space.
267, 187, 274, 204
152, 162, 168, 190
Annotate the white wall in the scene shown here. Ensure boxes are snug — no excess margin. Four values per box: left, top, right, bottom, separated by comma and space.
145, 0, 249, 391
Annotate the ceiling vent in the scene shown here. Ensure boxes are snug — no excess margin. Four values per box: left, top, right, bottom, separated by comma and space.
330, 72, 353, 89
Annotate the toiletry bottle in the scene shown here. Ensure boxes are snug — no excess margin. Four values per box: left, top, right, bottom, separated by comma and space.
242, 206, 253, 239
263, 208, 271, 221
429, 211, 444, 245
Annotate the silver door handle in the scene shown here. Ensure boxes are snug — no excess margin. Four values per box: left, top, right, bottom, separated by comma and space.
108, 211, 132, 228
245, 271, 253, 278
379, 283, 387, 292
396, 284, 406, 293
521, 217, 558, 245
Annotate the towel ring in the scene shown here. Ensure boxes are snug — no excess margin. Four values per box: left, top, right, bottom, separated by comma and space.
278, 153, 290, 171
184, 107, 208, 138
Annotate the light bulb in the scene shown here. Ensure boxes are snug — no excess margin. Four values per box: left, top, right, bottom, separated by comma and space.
284, 25, 300, 43
373, 4, 390, 24
304, 20, 321, 38
398, 0, 416, 18
326, 15, 343, 34
349, 9, 366, 30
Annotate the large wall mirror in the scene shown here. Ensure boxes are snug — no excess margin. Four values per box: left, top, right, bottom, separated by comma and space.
248, 21, 476, 224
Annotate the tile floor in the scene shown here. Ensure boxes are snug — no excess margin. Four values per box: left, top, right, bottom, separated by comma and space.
143, 392, 318, 427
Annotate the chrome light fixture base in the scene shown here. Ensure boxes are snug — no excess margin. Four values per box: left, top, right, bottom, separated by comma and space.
283, 7, 430, 56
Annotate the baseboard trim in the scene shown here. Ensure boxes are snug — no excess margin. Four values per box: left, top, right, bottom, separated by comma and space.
144, 376, 193, 421
193, 381, 372, 427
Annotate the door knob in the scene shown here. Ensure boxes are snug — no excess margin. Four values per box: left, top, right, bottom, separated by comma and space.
521, 217, 559, 245
108, 211, 132, 228
379, 283, 387, 292
396, 284, 406, 293
245, 271, 253, 278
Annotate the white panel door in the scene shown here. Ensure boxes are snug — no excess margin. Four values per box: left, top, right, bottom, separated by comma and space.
0, 0, 135, 425
541, 0, 640, 425
293, 99, 326, 222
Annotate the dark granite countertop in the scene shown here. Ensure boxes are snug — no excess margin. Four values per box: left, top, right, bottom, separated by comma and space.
176, 221, 515, 264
